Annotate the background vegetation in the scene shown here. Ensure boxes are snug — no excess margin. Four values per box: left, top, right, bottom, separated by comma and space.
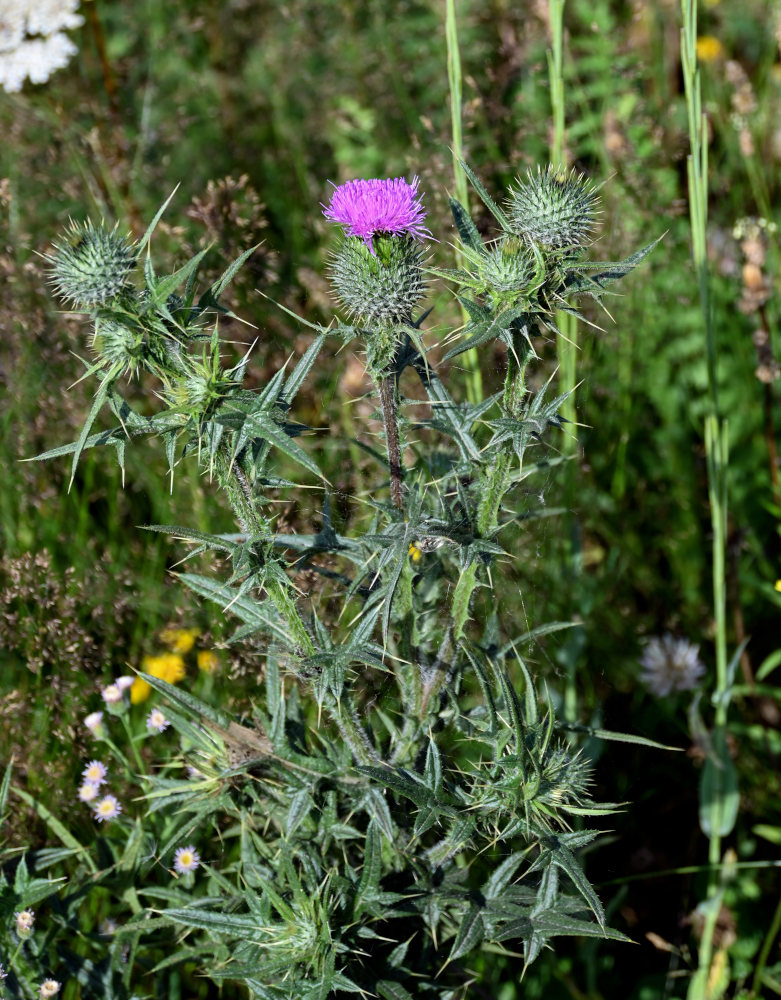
1, 1, 779, 997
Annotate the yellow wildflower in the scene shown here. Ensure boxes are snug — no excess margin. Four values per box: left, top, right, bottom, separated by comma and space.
775, 580, 781, 593
696, 36, 724, 63
408, 542, 423, 562
160, 627, 199, 654
197, 650, 219, 673
131, 653, 187, 703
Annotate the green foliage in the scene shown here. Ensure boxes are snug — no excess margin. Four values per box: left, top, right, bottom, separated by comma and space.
2, 1, 780, 998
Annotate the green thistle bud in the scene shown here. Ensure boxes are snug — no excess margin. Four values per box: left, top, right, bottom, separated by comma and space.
506, 166, 599, 250
48, 220, 136, 309
91, 316, 141, 371
329, 234, 425, 329
481, 237, 538, 295
163, 355, 237, 417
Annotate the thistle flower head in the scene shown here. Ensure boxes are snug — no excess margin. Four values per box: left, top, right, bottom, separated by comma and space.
323, 176, 430, 253
48, 220, 136, 309
329, 234, 426, 330
507, 166, 599, 250
639, 634, 706, 696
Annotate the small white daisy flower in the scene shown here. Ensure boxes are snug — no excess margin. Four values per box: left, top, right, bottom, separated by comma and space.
639, 634, 706, 697
101, 683, 123, 705
15, 908, 35, 936
39, 980, 61, 998
115, 675, 135, 691
77, 782, 99, 803
173, 845, 201, 873
84, 711, 105, 737
146, 708, 170, 733
93, 795, 122, 823
81, 760, 108, 786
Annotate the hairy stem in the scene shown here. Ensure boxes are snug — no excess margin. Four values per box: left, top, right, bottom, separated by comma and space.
377, 373, 405, 510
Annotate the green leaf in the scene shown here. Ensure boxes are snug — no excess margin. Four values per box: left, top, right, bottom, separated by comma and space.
532, 910, 631, 943
447, 903, 485, 962
699, 726, 739, 838
137, 186, 179, 252
281, 333, 326, 405
357, 766, 438, 810
424, 737, 442, 794
11, 786, 96, 872
459, 159, 512, 230
757, 647, 781, 682
286, 789, 314, 836
0, 757, 12, 830
148, 246, 210, 306
356, 822, 382, 903
69, 366, 122, 489
377, 981, 415, 1000
163, 907, 263, 937
209, 243, 262, 302
554, 722, 682, 752
484, 851, 529, 900
138, 672, 233, 729
548, 843, 605, 926
449, 197, 483, 252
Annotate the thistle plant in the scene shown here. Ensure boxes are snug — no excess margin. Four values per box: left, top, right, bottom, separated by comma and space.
26, 162, 659, 998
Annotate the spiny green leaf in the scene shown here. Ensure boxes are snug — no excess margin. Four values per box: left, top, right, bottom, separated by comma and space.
447, 903, 485, 962
459, 159, 512, 230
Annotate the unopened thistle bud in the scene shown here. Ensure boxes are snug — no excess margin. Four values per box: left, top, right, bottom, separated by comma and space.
163, 356, 237, 416
48, 220, 136, 309
481, 237, 539, 296
506, 166, 598, 250
323, 177, 429, 330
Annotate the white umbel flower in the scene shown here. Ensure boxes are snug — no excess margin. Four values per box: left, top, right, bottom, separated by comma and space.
639, 634, 706, 697
0, 1, 83, 93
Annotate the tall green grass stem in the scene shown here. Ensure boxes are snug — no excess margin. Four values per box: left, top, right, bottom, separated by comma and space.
445, 0, 483, 404
548, 0, 580, 729
681, 3, 733, 995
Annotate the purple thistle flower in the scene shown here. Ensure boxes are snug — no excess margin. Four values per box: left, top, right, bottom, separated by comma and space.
322, 177, 430, 252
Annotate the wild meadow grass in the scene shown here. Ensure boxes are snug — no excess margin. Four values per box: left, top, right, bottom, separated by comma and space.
1, 2, 780, 998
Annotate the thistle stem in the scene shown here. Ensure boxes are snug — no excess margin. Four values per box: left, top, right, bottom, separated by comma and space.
377, 374, 405, 510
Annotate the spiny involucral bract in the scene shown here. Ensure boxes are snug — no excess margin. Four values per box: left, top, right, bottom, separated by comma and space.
163, 356, 238, 417
329, 234, 426, 329
478, 238, 543, 310
91, 316, 144, 373
507, 166, 599, 250
48, 220, 136, 309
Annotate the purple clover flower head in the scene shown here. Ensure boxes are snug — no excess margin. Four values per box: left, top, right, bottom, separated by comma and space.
322, 176, 430, 253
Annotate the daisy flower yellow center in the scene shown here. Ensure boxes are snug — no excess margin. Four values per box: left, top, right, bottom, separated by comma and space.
94, 795, 121, 822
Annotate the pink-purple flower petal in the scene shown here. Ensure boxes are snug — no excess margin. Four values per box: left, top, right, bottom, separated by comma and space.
322, 177, 430, 252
